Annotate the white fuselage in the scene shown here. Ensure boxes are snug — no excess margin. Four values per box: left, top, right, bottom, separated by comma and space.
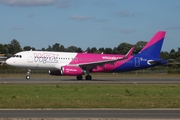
6, 51, 77, 69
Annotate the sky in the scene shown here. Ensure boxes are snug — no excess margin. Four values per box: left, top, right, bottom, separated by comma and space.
0, 0, 180, 52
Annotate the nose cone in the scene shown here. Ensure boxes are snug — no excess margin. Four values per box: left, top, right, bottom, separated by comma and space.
6, 58, 14, 66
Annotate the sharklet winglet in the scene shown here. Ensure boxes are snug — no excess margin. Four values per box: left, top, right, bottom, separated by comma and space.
124, 46, 134, 59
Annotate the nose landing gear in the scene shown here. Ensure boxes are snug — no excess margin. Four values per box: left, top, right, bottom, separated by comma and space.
26, 69, 31, 80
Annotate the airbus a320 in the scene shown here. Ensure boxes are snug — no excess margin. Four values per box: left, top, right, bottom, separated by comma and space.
6, 31, 167, 80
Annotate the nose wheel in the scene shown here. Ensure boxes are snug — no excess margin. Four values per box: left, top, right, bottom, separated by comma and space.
26, 69, 31, 80
26, 75, 30, 80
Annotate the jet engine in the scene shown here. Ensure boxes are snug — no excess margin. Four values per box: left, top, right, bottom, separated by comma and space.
49, 70, 62, 75
61, 66, 85, 76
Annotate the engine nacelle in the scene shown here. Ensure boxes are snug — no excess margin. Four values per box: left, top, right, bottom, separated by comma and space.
49, 70, 62, 76
61, 66, 85, 76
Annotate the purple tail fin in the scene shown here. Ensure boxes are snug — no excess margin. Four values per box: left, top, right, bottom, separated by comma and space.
139, 31, 166, 58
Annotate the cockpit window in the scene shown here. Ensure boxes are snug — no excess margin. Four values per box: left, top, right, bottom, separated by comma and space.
13, 55, 22, 58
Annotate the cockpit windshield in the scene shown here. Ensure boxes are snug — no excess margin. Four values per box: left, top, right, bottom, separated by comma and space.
13, 55, 22, 58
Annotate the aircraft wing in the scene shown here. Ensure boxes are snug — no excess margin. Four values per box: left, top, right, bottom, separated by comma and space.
70, 46, 134, 69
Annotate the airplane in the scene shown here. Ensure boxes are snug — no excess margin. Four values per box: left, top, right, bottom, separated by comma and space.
6, 31, 167, 80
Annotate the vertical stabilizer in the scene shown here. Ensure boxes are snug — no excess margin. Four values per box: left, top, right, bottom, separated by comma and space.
139, 31, 166, 58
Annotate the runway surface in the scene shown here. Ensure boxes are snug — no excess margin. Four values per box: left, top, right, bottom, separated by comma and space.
0, 77, 180, 119
0, 77, 180, 84
0, 109, 180, 119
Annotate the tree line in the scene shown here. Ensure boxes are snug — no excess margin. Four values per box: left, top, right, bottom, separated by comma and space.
0, 39, 180, 62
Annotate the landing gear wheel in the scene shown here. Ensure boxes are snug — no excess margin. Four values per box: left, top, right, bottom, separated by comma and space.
26, 75, 30, 80
85, 75, 92, 80
76, 75, 83, 80
26, 69, 31, 80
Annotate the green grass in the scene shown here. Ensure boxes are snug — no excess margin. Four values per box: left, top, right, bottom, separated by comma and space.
0, 84, 180, 108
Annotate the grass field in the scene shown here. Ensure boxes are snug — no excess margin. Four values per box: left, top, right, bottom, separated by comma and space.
0, 84, 180, 108
0, 73, 180, 108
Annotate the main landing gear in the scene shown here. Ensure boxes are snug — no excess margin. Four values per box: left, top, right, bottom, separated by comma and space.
76, 74, 92, 80
85, 75, 92, 80
26, 69, 31, 80
76, 69, 92, 80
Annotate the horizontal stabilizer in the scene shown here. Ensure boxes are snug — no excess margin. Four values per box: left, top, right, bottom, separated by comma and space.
148, 59, 167, 65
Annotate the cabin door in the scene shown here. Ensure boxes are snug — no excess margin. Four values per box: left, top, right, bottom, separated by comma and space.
27, 52, 33, 63
134, 57, 140, 67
